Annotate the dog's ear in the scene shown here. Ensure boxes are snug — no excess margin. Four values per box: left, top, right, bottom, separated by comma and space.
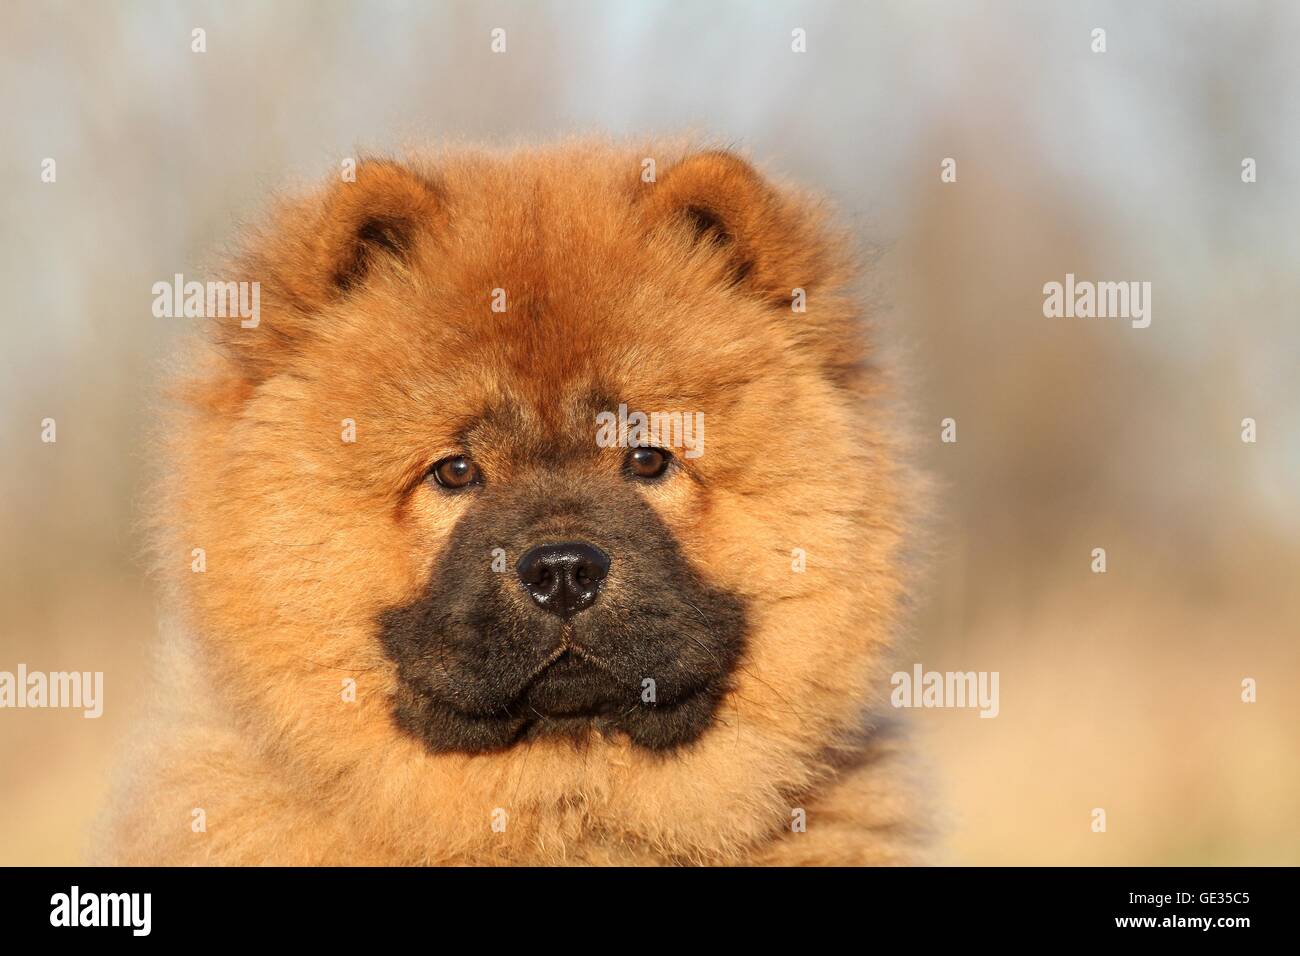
636, 150, 845, 307
637, 150, 869, 387
217, 159, 442, 381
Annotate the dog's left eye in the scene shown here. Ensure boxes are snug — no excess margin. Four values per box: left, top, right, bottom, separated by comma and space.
429, 455, 481, 490
625, 447, 671, 479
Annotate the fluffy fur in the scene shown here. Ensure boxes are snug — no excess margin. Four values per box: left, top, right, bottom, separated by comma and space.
97, 139, 925, 865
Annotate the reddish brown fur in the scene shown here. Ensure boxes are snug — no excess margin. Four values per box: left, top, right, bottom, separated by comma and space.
97, 139, 926, 865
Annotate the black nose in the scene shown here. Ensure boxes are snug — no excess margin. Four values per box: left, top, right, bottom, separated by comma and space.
516, 542, 611, 619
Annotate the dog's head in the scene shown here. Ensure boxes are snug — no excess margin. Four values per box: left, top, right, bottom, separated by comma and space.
166, 143, 908, 849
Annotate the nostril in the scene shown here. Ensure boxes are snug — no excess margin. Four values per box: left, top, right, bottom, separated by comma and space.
515, 541, 612, 618
575, 547, 611, 584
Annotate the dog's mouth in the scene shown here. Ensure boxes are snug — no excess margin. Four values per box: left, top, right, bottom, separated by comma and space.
386, 630, 736, 755
379, 504, 750, 755
506, 646, 725, 750
516, 647, 629, 720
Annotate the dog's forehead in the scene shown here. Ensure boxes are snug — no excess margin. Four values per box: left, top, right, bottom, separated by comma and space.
465, 384, 612, 461
444, 155, 636, 268
401, 275, 752, 452
367, 160, 772, 446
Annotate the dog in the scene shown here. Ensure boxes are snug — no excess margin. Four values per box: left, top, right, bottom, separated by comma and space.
97, 140, 925, 865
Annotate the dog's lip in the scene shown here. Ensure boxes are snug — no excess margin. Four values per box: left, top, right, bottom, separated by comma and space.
442, 645, 618, 719
521, 646, 616, 693
519, 645, 569, 687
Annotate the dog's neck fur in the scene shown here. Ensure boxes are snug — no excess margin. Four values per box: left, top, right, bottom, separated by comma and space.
95, 621, 925, 866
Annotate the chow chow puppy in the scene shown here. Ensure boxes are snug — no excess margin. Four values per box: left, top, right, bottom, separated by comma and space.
98, 139, 925, 865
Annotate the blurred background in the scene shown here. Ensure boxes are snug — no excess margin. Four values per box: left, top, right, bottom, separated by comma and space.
2, 0, 1297, 865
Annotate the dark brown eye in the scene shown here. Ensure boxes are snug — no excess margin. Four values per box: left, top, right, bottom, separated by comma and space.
625, 447, 671, 480
430, 455, 481, 490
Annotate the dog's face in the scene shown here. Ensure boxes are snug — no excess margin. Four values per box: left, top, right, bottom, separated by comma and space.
172, 143, 905, 811
302, 150, 794, 756
378, 391, 748, 754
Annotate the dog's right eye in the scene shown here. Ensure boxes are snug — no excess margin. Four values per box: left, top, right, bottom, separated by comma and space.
625, 447, 671, 480
429, 455, 481, 490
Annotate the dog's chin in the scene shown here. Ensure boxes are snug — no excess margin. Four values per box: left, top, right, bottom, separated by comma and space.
518, 651, 627, 717
391, 651, 728, 755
